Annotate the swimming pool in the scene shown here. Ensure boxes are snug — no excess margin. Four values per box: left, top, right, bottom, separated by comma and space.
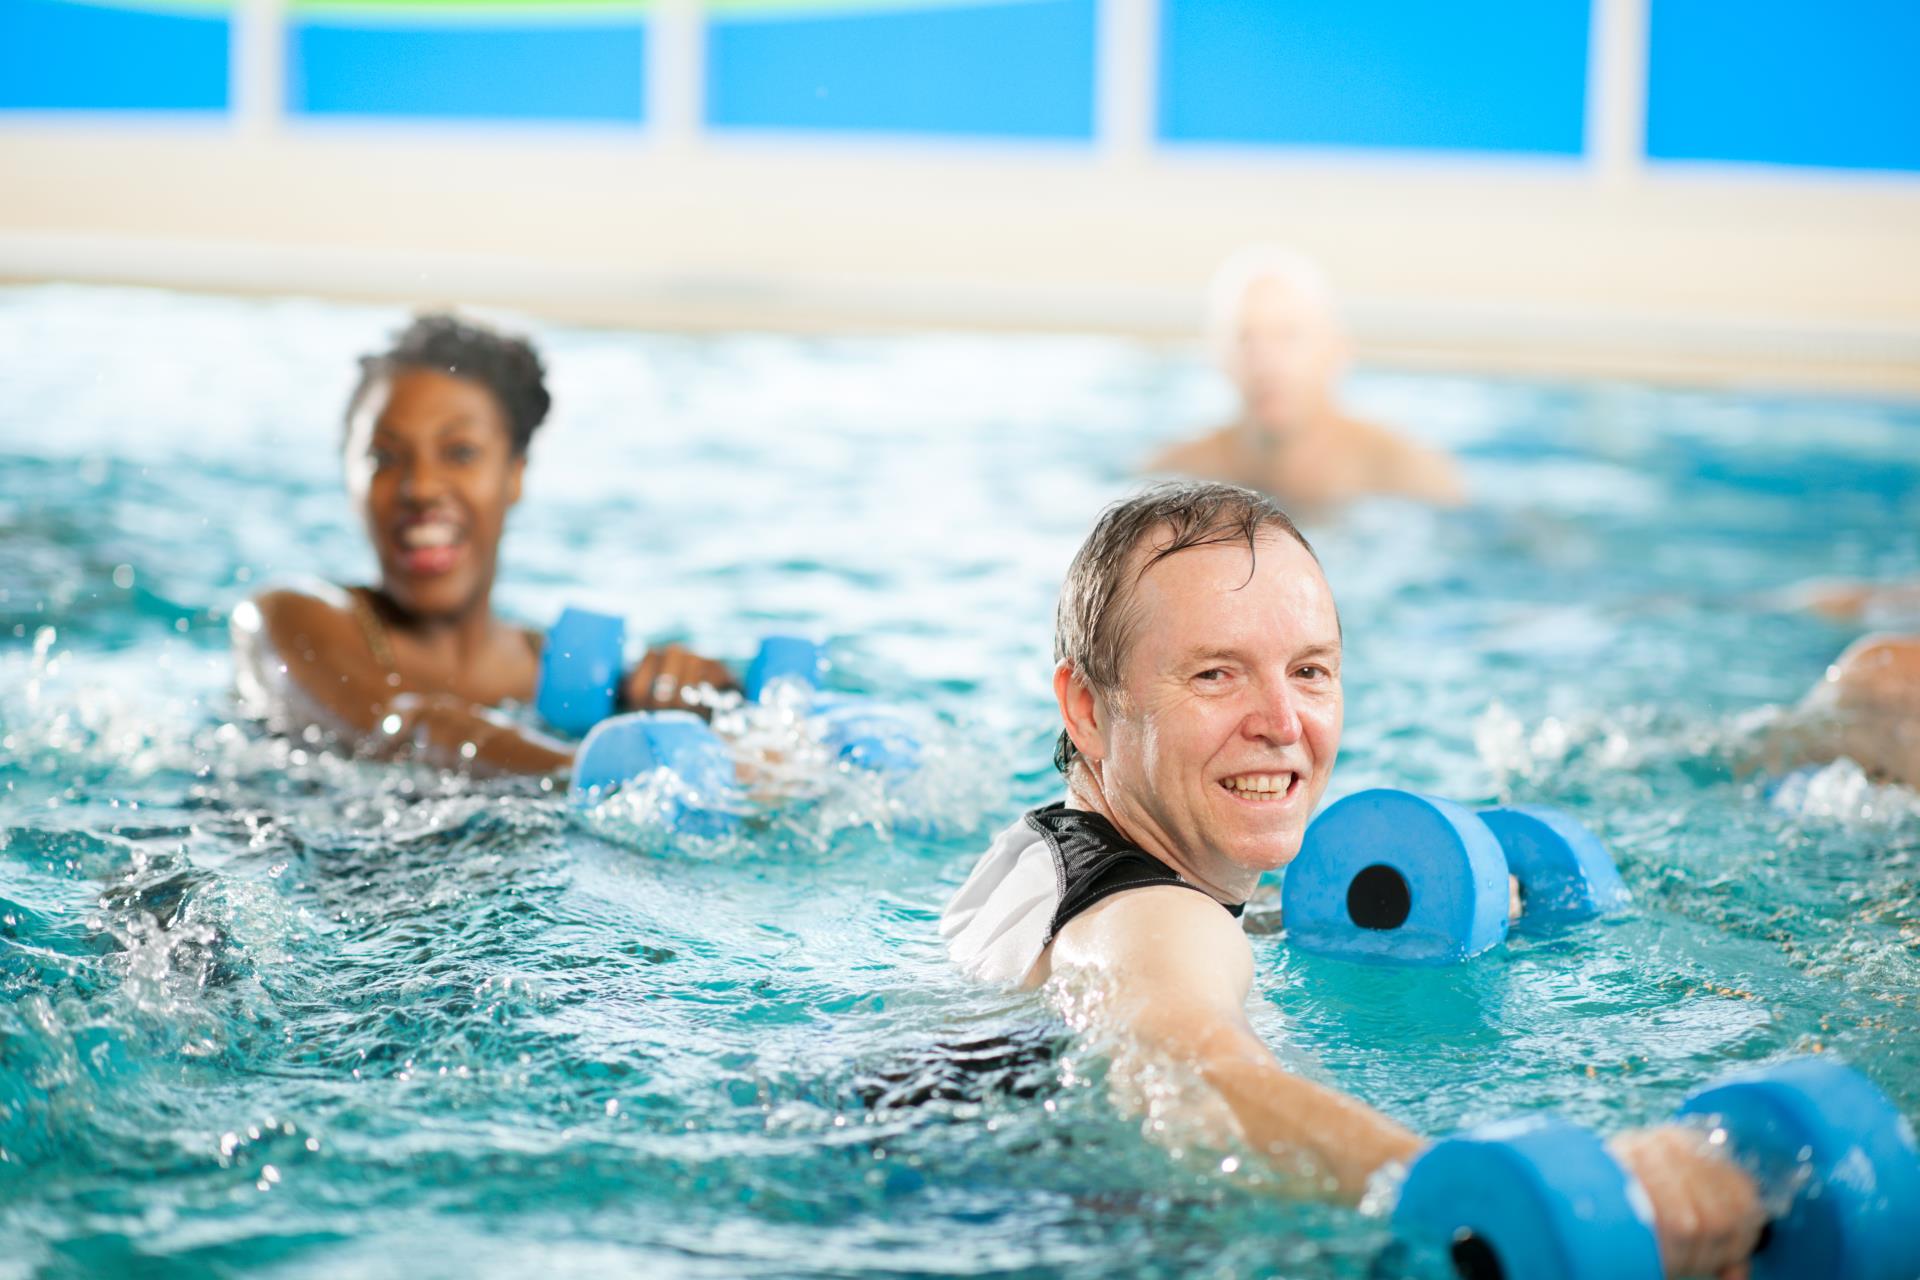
2, 285, 1916, 1278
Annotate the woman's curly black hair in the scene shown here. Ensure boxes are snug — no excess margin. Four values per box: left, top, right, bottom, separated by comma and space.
347, 313, 552, 456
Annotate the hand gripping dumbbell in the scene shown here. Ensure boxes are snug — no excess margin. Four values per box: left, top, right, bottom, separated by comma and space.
1282, 789, 1630, 964
1392, 1057, 1920, 1280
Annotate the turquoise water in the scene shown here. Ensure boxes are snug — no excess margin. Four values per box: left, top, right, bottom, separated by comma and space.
2, 285, 1917, 1279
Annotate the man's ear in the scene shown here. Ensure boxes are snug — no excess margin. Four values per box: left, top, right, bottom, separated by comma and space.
1054, 660, 1107, 764
506, 454, 526, 507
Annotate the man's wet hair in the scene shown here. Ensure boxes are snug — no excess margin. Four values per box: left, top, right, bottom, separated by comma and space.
346, 312, 552, 455
1053, 481, 1319, 776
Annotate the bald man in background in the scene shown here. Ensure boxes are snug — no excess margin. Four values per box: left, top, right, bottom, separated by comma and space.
1150, 246, 1465, 511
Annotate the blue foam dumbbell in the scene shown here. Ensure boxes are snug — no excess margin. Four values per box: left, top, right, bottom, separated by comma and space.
568, 638, 925, 831
1393, 1058, 1920, 1280
1394, 1115, 1663, 1280
536, 606, 626, 736
1675, 1059, 1920, 1280
745, 635, 922, 777
1282, 789, 1629, 964
744, 635, 828, 700
1479, 805, 1631, 927
570, 710, 741, 835
1284, 790, 1512, 964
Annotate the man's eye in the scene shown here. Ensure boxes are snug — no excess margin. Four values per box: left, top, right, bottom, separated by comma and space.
368, 449, 396, 469
1296, 665, 1328, 680
445, 444, 480, 465
1194, 668, 1228, 683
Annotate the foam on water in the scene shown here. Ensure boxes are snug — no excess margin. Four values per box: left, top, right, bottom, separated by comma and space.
2, 285, 1917, 1278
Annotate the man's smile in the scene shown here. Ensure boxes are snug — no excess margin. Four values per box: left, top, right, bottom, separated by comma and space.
1217, 770, 1303, 804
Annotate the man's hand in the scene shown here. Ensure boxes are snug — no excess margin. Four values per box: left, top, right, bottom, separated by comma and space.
622, 644, 739, 715
1609, 1124, 1765, 1280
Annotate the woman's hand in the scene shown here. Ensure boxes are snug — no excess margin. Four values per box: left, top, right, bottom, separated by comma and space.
622, 644, 739, 715
1609, 1125, 1765, 1280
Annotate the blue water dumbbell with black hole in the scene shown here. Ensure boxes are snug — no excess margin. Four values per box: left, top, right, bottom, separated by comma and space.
1392, 1057, 1920, 1280
1282, 789, 1630, 964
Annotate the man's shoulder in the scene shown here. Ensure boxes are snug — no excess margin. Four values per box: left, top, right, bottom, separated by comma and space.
1146, 423, 1238, 476
1050, 882, 1253, 988
1335, 414, 1465, 503
1333, 412, 1413, 454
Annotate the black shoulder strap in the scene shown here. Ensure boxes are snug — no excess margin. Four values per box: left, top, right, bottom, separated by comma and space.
1027, 803, 1244, 945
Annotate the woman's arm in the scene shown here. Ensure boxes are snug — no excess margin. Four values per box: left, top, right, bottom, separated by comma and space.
231, 586, 573, 776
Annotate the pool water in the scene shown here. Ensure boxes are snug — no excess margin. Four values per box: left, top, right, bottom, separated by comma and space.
2, 285, 1916, 1279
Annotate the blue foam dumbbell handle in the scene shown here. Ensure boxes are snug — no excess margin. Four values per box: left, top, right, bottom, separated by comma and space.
1676, 1058, 1920, 1280
1283, 789, 1510, 964
1395, 1114, 1664, 1280
744, 635, 827, 701
571, 711, 741, 834
536, 606, 626, 736
1478, 804, 1629, 927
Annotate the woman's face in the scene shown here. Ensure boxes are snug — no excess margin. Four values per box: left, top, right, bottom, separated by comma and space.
344, 367, 525, 621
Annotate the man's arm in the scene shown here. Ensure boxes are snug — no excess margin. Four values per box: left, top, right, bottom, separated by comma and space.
1046, 885, 1422, 1203
1048, 886, 1765, 1273
231, 586, 573, 776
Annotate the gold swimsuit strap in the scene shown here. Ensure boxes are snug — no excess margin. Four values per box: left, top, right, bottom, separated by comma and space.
348, 587, 397, 673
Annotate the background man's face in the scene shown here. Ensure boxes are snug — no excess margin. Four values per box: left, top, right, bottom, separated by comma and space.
1099, 533, 1343, 882
1228, 277, 1347, 430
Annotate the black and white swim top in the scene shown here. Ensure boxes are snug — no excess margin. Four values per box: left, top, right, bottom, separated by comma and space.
941, 802, 1246, 985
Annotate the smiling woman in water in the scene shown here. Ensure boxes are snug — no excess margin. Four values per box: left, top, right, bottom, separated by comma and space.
231, 313, 732, 775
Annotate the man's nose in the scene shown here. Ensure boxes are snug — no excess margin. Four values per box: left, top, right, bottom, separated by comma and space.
1241, 681, 1304, 746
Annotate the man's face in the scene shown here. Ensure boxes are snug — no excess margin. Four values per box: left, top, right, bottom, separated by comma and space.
1095, 532, 1342, 888
1228, 278, 1347, 430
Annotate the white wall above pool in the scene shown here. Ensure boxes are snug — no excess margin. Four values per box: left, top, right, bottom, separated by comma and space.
1, 0, 1917, 390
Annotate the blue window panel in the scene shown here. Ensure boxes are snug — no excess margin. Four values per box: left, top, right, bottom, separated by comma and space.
0, 0, 230, 112
1158, 0, 1590, 156
706, 0, 1096, 140
289, 18, 646, 122
1647, 0, 1920, 172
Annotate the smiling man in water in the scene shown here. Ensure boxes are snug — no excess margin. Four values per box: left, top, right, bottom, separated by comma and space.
942, 481, 1765, 1279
